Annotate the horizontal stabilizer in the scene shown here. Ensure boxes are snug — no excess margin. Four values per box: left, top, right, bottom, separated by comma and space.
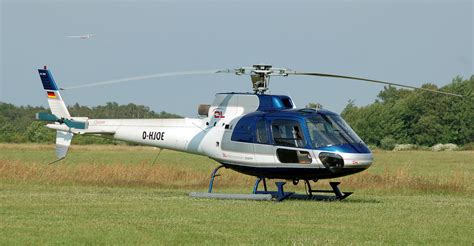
36, 112, 59, 121
63, 119, 88, 129
36, 112, 88, 130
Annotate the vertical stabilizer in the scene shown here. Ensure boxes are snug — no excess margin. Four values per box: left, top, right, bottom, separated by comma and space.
38, 67, 70, 118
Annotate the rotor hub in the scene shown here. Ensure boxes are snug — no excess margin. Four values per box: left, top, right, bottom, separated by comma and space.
234, 64, 289, 94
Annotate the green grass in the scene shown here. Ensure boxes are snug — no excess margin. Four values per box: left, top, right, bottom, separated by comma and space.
0, 144, 473, 245
371, 149, 474, 176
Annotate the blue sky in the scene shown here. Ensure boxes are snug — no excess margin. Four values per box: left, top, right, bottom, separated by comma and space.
1, 0, 472, 117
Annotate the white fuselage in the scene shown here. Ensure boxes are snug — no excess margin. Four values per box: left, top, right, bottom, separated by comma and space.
88, 118, 207, 154
49, 93, 260, 160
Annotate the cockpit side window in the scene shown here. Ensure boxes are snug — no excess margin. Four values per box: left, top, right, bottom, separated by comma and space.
271, 119, 306, 148
256, 119, 269, 144
281, 98, 293, 108
231, 116, 255, 143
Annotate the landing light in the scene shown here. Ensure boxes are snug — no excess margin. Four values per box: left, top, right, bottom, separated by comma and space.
319, 152, 344, 173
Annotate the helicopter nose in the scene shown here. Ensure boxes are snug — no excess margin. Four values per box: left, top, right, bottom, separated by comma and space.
343, 152, 373, 169
317, 151, 372, 171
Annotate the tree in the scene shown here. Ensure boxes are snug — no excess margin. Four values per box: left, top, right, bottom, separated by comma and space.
26, 121, 55, 143
341, 76, 474, 147
306, 102, 323, 109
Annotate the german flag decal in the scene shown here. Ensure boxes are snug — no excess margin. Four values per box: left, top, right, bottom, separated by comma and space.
47, 91, 56, 99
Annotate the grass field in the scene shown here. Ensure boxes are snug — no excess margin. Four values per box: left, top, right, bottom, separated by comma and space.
0, 144, 473, 244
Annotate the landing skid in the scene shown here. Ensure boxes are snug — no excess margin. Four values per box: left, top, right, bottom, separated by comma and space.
189, 165, 353, 202
253, 178, 352, 201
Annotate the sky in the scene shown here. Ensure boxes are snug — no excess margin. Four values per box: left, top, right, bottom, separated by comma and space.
1, 0, 472, 117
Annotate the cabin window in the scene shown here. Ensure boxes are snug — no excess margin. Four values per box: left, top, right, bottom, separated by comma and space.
276, 149, 312, 164
271, 119, 306, 148
256, 119, 269, 144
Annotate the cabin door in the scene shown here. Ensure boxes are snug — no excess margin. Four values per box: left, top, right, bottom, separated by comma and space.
270, 119, 312, 165
253, 117, 276, 164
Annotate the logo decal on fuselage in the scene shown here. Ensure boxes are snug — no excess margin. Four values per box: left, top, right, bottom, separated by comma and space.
213, 109, 225, 119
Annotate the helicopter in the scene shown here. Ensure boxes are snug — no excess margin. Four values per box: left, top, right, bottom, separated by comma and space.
36, 64, 463, 201
66, 34, 95, 39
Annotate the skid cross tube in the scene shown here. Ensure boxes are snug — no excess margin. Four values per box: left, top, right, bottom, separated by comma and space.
275, 182, 293, 201
252, 177, 268, 194
208, 164, 225, 193
253, 178, 293, 202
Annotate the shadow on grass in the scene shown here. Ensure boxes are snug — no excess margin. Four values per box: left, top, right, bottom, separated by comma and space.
287, 194, 382, 203
341, 198, 382, 204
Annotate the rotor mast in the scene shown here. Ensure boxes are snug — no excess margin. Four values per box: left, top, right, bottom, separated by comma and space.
235, 64, 288, 94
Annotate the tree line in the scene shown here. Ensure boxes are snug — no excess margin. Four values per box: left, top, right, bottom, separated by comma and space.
1, 75, 472, 147
0, 102, 182, 144
340, 76, 473, 149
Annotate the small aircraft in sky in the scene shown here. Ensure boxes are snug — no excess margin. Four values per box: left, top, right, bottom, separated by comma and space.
66, 34, 95, 39
36, 64, 463, 201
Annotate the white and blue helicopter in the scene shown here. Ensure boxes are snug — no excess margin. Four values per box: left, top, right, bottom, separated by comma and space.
36, 64, 462, 201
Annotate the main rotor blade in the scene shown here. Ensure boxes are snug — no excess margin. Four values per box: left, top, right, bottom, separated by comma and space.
61, 70, 223, 90
290, 72, 464, 98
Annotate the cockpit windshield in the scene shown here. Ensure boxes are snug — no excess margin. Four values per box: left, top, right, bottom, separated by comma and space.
306, 114, 363, 148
